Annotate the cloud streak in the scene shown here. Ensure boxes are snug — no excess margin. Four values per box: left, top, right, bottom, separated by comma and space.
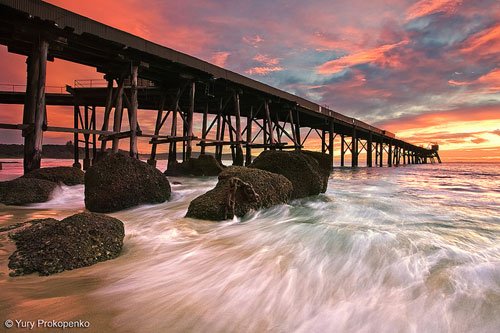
406, 0, 463, 21
317, 41, 408, 74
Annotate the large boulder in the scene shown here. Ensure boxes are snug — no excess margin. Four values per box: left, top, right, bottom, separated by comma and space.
186, 166, 293, 221
165, 155, 224, 177
8, 212, 125, 276
0, 177, 57, 205
250, 150, 328, 199
22, 166, 84, 185
85, 153, 171, 213
301, 150, 332, 192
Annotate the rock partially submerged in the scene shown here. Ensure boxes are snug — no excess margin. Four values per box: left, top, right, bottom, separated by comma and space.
301, 150, 332, 192
165, 155, 224, 177
0, 177, 57, 205
22, 166, 85, 185
85, 153, 171, 213
186, 166, 293, 220
250, 150, 329, 199
8, 212, 124, 276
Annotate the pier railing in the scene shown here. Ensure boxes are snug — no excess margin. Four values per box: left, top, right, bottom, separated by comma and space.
0, 84, 67, 94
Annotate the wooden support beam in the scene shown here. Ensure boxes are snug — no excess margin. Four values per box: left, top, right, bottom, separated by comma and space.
23, 38, 49, 174
351, 128, 358, 167
328, 121, 334, 169
294, 109, 301, 151
393, 146, 397, 166
264, 100, 275, 148
367, 132, 373, 167
321, 129, 326, 154
226, 115, 236, 162
0, 123, 30, 130
198, 140, 244, 147
151, 135, 197, 144
73, 105, 81, 168
288, 109, 299, 151
340, 134, 345, 167
185, 81, 195, 160
100, 130, 132, 141
246, 107, 253, 166
91, 106, 97, 164
112, 76, 125, 153
379, 141, 383, 167
44, 126, 114, 135
168, 89, 179, 168
214, 98, 222, 162
245, 143, 291, 149
200, 103, 208, 155
388, 142, 393, 167
100, 76, 114, 153
148, 92, 166, 166
262, 118, 268, 150
274, 113, 282, 149
233, 92, 244, 165
218, 108, 226, 162
83, 105, 90, 170
129, 64, 139, 158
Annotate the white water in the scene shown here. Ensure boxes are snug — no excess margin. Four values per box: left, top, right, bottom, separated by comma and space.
0, 161, 499, 332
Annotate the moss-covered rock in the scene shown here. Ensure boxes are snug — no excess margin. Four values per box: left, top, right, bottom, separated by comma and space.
165, 155, 224, 177
8, 212, 124, 276
85, 153, 171, 213
22, 166, 84, 185
186, 166, 292, 220
250, 150, 328, 199
301, 150, 332, 192
0, 177, 57, 205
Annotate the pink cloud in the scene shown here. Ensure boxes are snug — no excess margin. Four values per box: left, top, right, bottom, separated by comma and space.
245, 66, 284, 76
253, 54, 280, 66
461, 24, 500, 56
242, 35, 264, 47
211, 51, 230, 68
310, 30, 364, 52
317, 41, 407, 74
406, 0, 463, 21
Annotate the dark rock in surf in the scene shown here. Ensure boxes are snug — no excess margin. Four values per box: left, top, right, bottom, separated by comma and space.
0, 177, 57, 205
22, 166, 84, 185
85, 153, 171, 213
186, 166, 293, 220
250, 150, 329, 199
300, 150, 331, 192
165, 155, 224, 177
8, 212, 125, 276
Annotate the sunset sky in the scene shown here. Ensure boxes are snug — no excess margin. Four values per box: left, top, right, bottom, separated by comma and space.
0, 0, 499, 162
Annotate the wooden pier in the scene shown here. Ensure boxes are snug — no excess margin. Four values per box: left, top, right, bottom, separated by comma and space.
0, 0, 441, 173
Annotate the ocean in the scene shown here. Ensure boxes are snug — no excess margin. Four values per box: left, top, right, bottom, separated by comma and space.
0, 160, 499, 332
